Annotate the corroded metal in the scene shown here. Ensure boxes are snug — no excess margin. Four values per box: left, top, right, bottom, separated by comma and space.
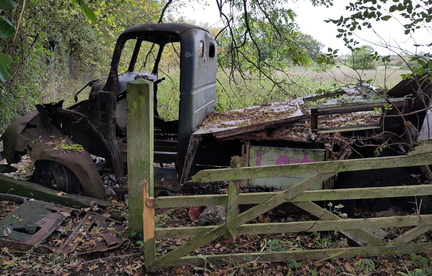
0, 194, 123, 254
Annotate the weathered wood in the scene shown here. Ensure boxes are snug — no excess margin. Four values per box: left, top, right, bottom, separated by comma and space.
235, 173, 335, 226
154, 184, 432, 208
127, 79, 154, 233
147, 138, 432, 268
0, 174, 109, 208
154, 223, 226, 268
294, 185, 432, 202
155, 215, 432, 239
143, 181, 156, 269
155, 194, 226, 208
312, 97, 408, 115
317, 124, 381, 134
167, 242, 432, 267
241, 143, 250, 187
153, 173, 332, 267
294, 201, 386, 246
192, 152, 432, 182
180, 134, 202, 184
390, 224, 432, 246
226, 157, 242, 241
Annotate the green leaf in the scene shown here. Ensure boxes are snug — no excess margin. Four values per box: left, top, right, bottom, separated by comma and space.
0, 16, 15, 38
0, 52, 12, 67
79, 3, 97, 23
30, 0, 37, 4
0, 63, 11, 82
0, 0, 16, 10
381, 15, 392, 21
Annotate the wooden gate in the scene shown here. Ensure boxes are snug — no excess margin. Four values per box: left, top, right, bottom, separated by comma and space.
127, 80, 432, 270
142, 146, 432, 269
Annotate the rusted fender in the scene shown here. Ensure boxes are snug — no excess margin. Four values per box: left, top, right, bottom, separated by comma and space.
29, 140, 106, 199
2, 108, 106, 199
1, 111, 43, 163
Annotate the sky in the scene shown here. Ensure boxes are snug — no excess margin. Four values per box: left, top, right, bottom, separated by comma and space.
176, 0, 431, 55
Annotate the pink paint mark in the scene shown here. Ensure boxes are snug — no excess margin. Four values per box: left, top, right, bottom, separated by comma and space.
275, 155, 290, 165
295, 153, 315, 163
256, 150, 263, 166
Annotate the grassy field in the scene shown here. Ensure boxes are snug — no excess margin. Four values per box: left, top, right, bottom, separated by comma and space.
212, 65, 410, 112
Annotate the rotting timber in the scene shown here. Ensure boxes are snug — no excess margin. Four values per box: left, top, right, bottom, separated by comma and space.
0, 23, 432, 212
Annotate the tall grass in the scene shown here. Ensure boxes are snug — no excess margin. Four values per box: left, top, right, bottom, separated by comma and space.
214, 65, 410, 111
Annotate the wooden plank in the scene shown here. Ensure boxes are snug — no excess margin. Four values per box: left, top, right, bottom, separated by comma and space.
241, 142, 250, 187
155, 215, 432, 239
0, 174, 110, 208
293, 185, 432, 202
127, 79, 154, 233
143, 181, 156, 269
192, 152, 432, 182
294, 201, 386, 246
226, 157, 242, 241
180, 134, 202, 184
312, 97, 408, 115
166, 242, 432, 267
155, 194, 227, 208
235, 173, 335, 226
390, 224, 432, 245
317, 124, 381, 134
154, 223, 226, 268
154, 184, 432, 208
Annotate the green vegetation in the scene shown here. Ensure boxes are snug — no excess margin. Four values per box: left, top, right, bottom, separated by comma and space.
0, 0, 161, 131
0, 0, 430, 132
348, 45, 378, 70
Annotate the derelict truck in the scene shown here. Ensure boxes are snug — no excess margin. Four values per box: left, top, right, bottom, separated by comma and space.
1, 23, 432, 208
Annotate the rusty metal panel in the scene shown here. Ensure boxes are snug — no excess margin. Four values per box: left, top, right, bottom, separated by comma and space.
248, 146, 325, 189
0, 195, 124, 254
194, 99, 305, 138
0, 199, 71, 252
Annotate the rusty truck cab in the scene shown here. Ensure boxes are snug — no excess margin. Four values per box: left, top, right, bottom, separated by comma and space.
1, 23, 217, 198
89, 23, 217, 181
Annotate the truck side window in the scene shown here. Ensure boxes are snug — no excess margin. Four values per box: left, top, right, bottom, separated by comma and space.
155, 42, 181, 121
209, 43, 215, 58
199, 41, 204, 58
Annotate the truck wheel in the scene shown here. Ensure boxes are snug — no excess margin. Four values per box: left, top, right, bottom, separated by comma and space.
336, 168, 425, 214
32, 160, 82, 194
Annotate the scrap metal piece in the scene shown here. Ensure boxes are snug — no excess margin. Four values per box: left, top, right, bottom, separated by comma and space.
0, 196, 72, 253
0, 194, 124, 254
57, 212, 124, 255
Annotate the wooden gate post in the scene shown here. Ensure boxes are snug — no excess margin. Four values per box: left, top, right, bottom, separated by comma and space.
127, 79, 154, 234
226, 156, 242, 241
